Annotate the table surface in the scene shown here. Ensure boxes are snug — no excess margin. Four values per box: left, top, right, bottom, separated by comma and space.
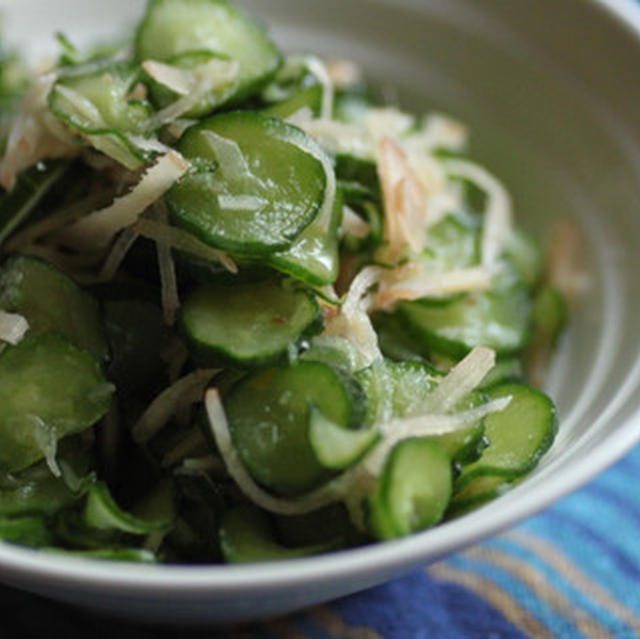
3, 443, 640, 639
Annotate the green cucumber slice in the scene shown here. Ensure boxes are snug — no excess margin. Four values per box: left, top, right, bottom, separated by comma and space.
265, 180, 342, 286
478, 358, 524, 389
225, 361, 362, 496
309, 408, 379, 470
0, 438, 92, 517
301, 335, 364, 375
0, 255, 108, 361
447, 475, 511, 517
503, 229, 543, 290
455, 383, 557, 490
135, 0, 281, 109
357, 359, 439, 427
415, 213, 480, 293
0, 161, 69, 245
265, 84, 323, 120
143, 50, 236, 118
368, 438, 452, 539
0, 334, 113, 473
220, 505, 335, 563
356, 359, 486, 464
398, 284, 531, 359
180, 280, 321, 367
0, 516, 54, 547
335, 154, 379, 195
49, 61, 154, 169
532, 286, 568, 348
83, 481, 174, 534
262, 56, 326, 120
169, 112, 329, 256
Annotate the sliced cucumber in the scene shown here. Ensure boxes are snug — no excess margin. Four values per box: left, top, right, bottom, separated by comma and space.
372, 311, 430, 362
0, 438, 92, 517
225, 361, 364, 496
478, 358, 524, 389
503, 228, 543, 290
447, 475, 511, 517
83, 481, 174, 534
220, 505, 335, 563
135, 0, 281, 109
356, 359, 439, 427
49, 61, 154, 169
169, 112, 329, 256
0, 334, 114, 473
143, 50, 236, 118
0, 255, 108, 360
180, 280, 321, 367
415, 213, 480, 296
262, 56, 326, 120
531, 286, 568, 348
398, 284, 531, 359
300, 335, 364, 375
368, 438, 452, 539
435, 422, 486, 465
334, 90, 374, 124
0, 515, 54, 547
455, 383, 557, 490
309, 408, 379, 470
264, 84, 323, 120
0, 161, 69, 245
265, 181, 342, 286
335, 154, 379, 195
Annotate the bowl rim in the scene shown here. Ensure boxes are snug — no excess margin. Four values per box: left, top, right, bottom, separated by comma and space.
1, 0, 640, 598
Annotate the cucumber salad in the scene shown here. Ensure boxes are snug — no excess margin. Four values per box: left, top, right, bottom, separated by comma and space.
0, 0, 567, 563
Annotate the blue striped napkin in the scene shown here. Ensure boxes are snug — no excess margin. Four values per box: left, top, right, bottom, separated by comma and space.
4, 443, 640, 638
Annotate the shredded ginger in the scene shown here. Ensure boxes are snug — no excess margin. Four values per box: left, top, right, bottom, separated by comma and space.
0, 310, 29, 345
0, 73, 78, 190
54, 150, 190, 252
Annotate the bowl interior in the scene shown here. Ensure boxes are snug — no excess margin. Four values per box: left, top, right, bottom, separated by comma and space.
1, 0, 640, 624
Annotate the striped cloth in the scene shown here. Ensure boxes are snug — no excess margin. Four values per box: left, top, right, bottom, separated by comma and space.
4, 445, 640, 638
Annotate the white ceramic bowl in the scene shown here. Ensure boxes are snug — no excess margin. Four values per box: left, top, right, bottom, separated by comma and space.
1, 0, 640, 624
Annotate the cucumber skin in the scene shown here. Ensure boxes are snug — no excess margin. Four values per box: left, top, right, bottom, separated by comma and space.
368, 437, 452, 539
225, 361, 358, 496
134, 0, 282, 110
454, 383, 557, 491
178, 283, 323, 369
398, 286, 533, 360
168, 111, 327, 257
0, 255, 109, 362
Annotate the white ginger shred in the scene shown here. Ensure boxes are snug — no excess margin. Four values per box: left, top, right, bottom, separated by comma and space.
133, 217, 238, 274
373, 265, 493, 311
444, 159, 513, 267
341, 205, 371, 239
0, 310, 30, 345
205, 389, 337, 516
0, 73, 78, 190
143, 58, 239, 129
303, 56, 334, 120
417, 345, 497, 414
376, 137, 430, 260
324, 266, 382, 367
54, 150, 190, 252
133, 369, 220, 444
